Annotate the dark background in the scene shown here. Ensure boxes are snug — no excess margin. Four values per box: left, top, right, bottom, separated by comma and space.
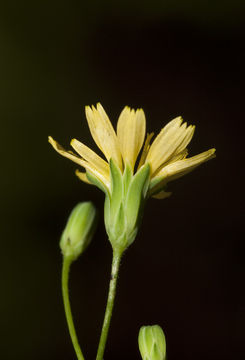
1, 1, 244, 359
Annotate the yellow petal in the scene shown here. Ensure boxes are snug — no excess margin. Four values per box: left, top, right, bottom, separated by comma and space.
148, 116, 182, 155
85, 103, 122, 169
168, 148, 188, 163
153, 148, 188, 176
117, 106, 146, 170
49, 136, 86, 166
71, 138, 109, 180
153, 191, 172, 199
137, 132, 154, 170
146, 117, 195, 175
156, 148, 216, 182
48, 136, 109, 188
172, 125, 195, 157
75, 169, 92, 184
145, 117, 182, 171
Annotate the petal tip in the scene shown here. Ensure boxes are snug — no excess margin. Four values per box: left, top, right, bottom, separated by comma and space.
85, 105, 92, 115
209, 148, 216, 157
136, 108, 145, 115
96, 102, 102, 108
96, 102, 105, 112
48, 136, 57, 147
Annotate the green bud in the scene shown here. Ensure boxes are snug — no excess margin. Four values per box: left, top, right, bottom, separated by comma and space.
60, 202, 97, 260
138, 325, 166, 360
104, 160, 150, 254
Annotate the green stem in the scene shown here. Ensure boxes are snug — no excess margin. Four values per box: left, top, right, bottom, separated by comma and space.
96, 250, 122, 360
62, 256, 85, 360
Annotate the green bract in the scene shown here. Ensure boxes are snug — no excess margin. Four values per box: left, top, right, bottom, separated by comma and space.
105, 160, 150, 253
138, 325, 166, 360
88, 160, 150, 254
60, 202, 97, 260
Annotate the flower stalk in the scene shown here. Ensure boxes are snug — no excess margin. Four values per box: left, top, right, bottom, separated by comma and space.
60, 202, 97, 360
62, 256, 85, 360
96, 250, 122, 360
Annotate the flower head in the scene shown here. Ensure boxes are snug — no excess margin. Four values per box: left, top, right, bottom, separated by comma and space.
49, 103, 215, 253
49, 103, 215, 199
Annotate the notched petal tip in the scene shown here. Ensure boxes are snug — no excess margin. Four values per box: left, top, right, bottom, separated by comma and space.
96, 102, 107, 115
190, 124, 196, 135
146, 115, 194, 174
175, 116, 184, 125
205, 148, 216, 161
48, 136, 63, 151
48, 135, 91, 170
155, 146, 216, 184
96, 102, 103, 108
195, 147, 216, 160
48, 135, 56, 146
85, 105, 93, 117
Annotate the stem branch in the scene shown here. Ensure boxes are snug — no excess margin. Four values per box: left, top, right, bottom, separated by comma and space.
62, 256, 85, 360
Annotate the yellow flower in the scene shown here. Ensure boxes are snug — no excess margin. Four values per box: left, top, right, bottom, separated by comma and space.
48, 103, 215, 198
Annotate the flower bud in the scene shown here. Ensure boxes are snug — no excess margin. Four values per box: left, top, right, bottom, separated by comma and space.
60, 202, 97, 260
138, 325, 166, 360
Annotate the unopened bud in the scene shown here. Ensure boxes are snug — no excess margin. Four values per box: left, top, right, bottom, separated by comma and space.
60, 202, 97, 260
138, 325, 166, 360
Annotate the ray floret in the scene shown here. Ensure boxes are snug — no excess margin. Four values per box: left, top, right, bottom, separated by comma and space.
49, 103, 216, 199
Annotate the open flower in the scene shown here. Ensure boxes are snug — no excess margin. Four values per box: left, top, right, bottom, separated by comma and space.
49, 103, 215, 252
48, 103, 215, 199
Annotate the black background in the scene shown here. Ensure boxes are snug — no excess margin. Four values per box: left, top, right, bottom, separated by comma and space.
1, 1, 244, 359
